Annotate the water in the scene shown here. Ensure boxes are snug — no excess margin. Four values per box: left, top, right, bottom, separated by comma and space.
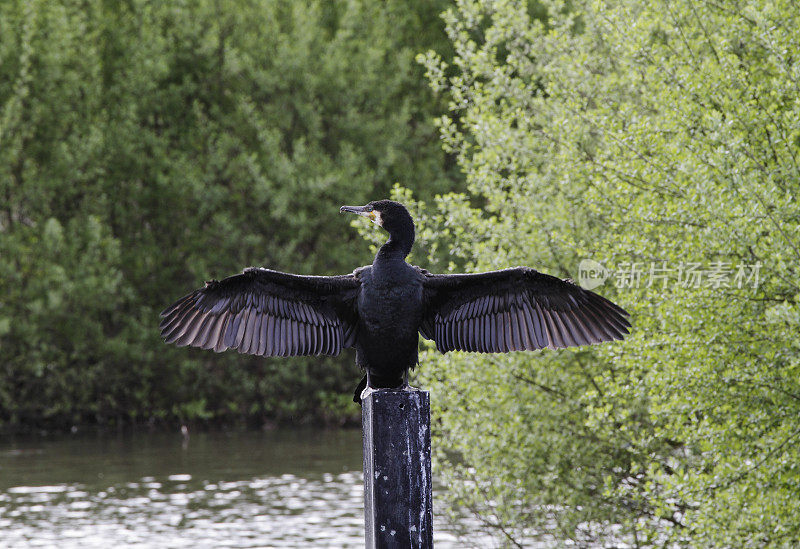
0, 429, 484, 548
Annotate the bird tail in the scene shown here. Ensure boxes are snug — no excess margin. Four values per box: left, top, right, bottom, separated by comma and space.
353, 375, 368, 404
353, 372, 408, 404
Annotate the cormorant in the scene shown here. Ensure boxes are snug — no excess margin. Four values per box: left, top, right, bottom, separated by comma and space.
160, 200, 630, 402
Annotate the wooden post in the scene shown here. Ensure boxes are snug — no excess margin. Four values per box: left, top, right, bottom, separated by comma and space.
361, 388, 433, 548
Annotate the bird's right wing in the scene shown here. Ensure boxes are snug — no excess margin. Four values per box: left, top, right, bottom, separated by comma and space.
159, 267, 364, 357
417, 267, 630, 353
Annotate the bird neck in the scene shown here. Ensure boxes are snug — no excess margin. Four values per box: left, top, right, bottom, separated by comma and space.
375, 225, 414, 264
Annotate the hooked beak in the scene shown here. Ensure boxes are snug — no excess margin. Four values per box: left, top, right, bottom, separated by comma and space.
340, 204, 376, 221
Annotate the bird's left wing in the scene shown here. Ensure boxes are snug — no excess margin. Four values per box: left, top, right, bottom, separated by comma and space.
417, 267, 630, 353
159, 267, 363, 357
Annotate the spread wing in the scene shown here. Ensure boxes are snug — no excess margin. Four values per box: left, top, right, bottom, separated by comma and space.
159, 267, 364, 357
418, 267, 630, 353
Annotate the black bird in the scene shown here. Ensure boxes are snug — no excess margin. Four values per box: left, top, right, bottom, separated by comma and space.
159, 200, 630, 402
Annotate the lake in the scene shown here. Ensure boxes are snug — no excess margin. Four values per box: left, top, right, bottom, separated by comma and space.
0, 429, 489, 548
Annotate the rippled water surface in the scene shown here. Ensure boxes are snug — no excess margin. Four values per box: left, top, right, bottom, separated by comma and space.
0, 429, 480, 548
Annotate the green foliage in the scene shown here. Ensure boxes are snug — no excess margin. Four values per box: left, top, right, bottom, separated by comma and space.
412, 0, 800, 545
0, 0, 459, 431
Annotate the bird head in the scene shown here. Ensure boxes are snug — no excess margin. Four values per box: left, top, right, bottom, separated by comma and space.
340, 200, 412, 231
340, 200, 415, 251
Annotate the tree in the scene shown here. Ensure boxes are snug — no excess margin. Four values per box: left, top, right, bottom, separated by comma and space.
0, 0, 459, 430
410, 0, 800, 545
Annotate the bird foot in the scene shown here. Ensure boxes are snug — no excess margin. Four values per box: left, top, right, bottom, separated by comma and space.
402, 384, 421, 393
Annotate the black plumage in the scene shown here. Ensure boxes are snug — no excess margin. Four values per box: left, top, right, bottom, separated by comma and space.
160, 200, 631, 402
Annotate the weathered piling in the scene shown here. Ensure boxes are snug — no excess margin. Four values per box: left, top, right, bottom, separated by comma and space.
361, 389, 433, 548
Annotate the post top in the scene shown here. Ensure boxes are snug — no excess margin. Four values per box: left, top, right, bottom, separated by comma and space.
360, 386, 428, 401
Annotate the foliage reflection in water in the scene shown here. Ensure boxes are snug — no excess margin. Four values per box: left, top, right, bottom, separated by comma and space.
0, 429, 480, 548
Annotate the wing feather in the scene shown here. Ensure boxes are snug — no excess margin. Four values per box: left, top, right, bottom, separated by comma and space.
419, 266, 630, 354
160, 267, 362, 358
482, 315, 491, 352
542, 309, 564, 348
204, 315, 225, 351
509, 310, 521, 351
